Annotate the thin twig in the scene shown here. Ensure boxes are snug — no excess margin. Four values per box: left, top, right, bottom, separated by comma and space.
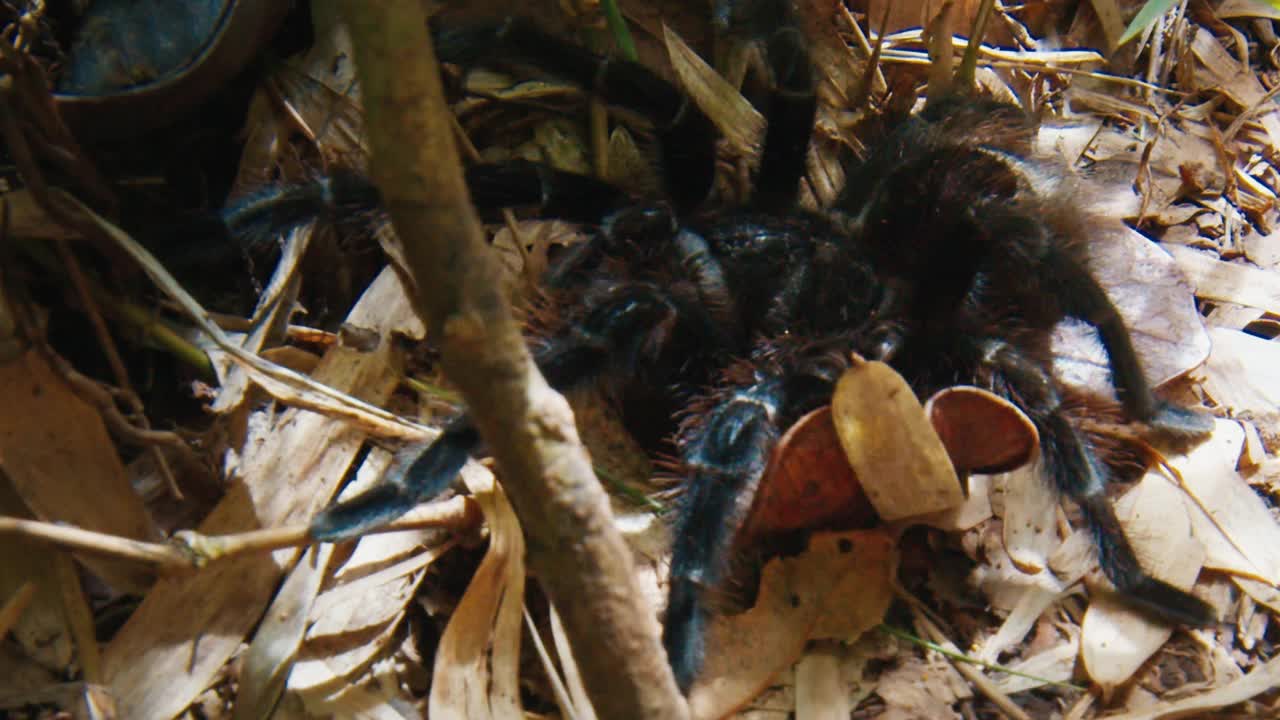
336, 2, 690, 717
51, 238, 184, 499
894, 590, 1034, 720
0, 496, 482, 572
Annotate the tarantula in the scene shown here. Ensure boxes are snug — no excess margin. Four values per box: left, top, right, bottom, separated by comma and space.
223, 5, 1215, 691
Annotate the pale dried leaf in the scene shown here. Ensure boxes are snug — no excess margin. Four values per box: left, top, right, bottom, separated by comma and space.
235, 1, 365, 189
428, 466, 525, 719
103, 268, 417, 720
549, 602, 597, 720
1168, 244, 1280, 313
974, 524, 1080, 614
1200, 328, 1280, 433
492, 219, 587, 287
1081, 475, 1204, 689
1242, 225, 1280, 270
918, 472, 994, 532
991, 638, 1079, 695
1175, 420, 1280, 583
1037, 118, 1106, 176
794, 645, 848, 720
605, 125, 661, 197
234, 544, 334, 720
1102, 654, 1280, 720
974, 578, 1076, 666
1217, 0, 1280, 20
212, 225, 312, 414
833, 361, 963, 521
289, 537, 447, 710
1053, 225, 1210, 394
295, 675, 412, 720
293, 534, 449, 692
996, 464, 1058, 575
1235, 576, 1280, 615
663, 24, 764, 155
75, 194, 430, 443
617, 511, 670, 629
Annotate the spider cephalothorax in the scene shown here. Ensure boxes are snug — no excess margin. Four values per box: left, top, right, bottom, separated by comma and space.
224, 4, 1215, 692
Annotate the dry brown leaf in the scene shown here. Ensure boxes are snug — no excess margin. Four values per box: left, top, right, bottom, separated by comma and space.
1080, 474, 1205, 690
79, 192, 430, 444
1199, 328, 1280, 435
995, 464, 1058, 575
662, 23, 764, 156
234, 1, 366, 191
103, 268, 418, 720
1175, 420, 1280, 584
1235, 576, 1280, 615
925, 386, 1039, 474
1217, 0, 1280, 20
1189, 28, 1280, 148
492, 219, 588, 288
428, 466, 525, 719
991, 635, 1080, 695
874, 652, 971, 720
832, 360, 963, 521
234, 544, 335, 720
0, 481, 74, 675
1102, 653, 1280, 720
1168, 244, 1280, 314
288, 450, 452, 712
688, 530, 894, 720
290, 536, 450, 712
745, 406, 874, 541
0, 349, 158, 593
211, 225, 313, 415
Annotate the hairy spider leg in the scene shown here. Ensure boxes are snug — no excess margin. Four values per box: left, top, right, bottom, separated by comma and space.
434, 18, 716, 213
221, 161, 632, 247
310, 418, 480, 540
665, 341, 849, 691
982, 339, 1215, 625
222, 167, 383, 250
666, 375, 786, 691
310, 280, 708, 540
1044, 245, 1215, 438
751, 24, 817, 212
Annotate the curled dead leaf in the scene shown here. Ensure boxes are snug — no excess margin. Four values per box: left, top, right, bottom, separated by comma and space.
744, 406, 875, 542
925, 386, 1039, 474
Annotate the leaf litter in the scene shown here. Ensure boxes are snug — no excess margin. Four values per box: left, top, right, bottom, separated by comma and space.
4, 1, 1280, 719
